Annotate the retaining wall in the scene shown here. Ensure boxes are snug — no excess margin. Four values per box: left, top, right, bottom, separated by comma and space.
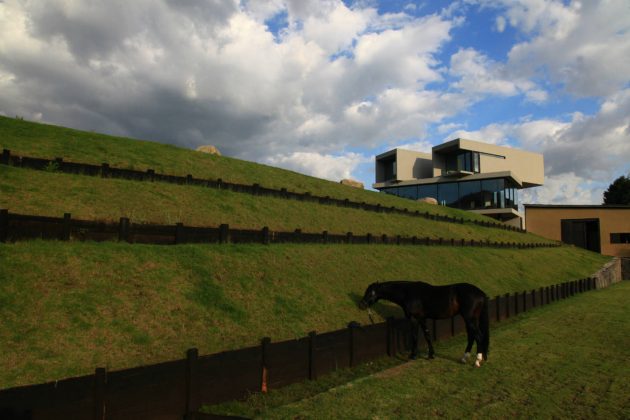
592, 257, 624, 289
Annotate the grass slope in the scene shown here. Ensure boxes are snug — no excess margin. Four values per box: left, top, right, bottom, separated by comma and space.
0, 115, 490, 222
0, 241, 607, 389
0, 165, 548, 244
210, 281, 630, 419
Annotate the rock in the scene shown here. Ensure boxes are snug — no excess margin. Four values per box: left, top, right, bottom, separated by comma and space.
418, 197, 438, 205
340, 178, 364, 189
196, 145, 221, 156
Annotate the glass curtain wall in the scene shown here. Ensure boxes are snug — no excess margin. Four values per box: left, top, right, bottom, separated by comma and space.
382, 178, 518, 210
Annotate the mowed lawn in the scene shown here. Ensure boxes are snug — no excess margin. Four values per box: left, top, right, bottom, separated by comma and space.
0, 242, 607, 389
210, 281, 630, 419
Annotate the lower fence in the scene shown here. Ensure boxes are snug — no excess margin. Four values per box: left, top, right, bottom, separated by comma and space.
0, 210, 557, 249
0, 277, 600, 420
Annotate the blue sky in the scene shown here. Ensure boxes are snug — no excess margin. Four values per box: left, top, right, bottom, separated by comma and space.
1, 0, 629, 204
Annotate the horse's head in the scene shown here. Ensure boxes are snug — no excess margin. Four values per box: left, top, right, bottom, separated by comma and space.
359, 282, 380, 309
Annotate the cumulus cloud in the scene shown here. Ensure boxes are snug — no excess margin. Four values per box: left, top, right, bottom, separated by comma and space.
491, 0, 630, 97
449, 48, 545, 101
265, 151, 370, 181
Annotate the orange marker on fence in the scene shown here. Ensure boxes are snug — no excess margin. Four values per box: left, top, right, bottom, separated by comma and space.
261, 366, 268, 393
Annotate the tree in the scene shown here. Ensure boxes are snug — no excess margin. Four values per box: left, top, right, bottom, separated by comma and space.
603, 175, 630, 205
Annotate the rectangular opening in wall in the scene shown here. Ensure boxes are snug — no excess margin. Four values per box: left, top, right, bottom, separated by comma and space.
610, 233, 630, 244
561, 218, 601, 253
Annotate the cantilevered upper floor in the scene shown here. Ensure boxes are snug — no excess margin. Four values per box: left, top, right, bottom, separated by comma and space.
374, 138, 544, 189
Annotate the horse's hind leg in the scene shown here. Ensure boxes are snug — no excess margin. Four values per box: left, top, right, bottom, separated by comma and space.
461, 320, 475, 363
409, 319, 420, 360
463, 316, 483, 367
418, 318, 434, 359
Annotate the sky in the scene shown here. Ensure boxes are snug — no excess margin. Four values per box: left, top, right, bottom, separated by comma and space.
1, 0, 629, 205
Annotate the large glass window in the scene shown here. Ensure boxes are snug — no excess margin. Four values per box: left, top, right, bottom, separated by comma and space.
459, 181, 481, 209
438, 183, 459, 206
418, 184, 438, 201
444, 151, 480, 174
382, 187, 398, 196
398, 185, 418, 200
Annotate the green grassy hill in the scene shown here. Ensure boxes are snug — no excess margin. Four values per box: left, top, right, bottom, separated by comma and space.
0, 116, 610, 389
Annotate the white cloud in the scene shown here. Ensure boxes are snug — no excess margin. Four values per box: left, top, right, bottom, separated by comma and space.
495, 15, 506, 32
492, 0, 630, 97
265, 151, 370, 181
521, 173, 602, 205
450, 48, 545, 100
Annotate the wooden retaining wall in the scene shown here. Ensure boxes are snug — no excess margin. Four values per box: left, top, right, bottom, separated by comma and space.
0, 210, 556, 249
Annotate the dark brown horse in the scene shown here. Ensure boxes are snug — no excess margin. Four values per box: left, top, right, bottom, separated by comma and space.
359, 281, 489, 366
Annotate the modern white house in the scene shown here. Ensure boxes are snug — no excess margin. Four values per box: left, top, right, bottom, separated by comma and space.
373, 138, 544, 228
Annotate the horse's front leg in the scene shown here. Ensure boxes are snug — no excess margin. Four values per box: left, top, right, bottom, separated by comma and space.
418, 318, 434, 359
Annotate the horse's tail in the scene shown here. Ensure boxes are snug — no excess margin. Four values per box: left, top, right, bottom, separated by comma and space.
480, 297, 490, 360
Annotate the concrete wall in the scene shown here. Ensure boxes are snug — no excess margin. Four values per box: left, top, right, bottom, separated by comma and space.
395, 149, 432, 180
432, 139, 544, 187
592, 258, 624, 289
525, 206, 630, 257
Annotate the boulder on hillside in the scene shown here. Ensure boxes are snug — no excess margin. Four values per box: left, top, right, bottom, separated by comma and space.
418, 197, 438, 205
340, 178, 364, 189
196, 145, 221, 156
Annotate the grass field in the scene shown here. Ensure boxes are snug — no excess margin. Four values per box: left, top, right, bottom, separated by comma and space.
0, 165, 548, 244
0, 241, 608, 389
208, 281, 630, 419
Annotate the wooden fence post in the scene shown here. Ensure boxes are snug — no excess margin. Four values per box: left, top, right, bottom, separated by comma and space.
93, 367, 106, 420
1, 149, 9, 165
308, 331, 317, 380
0, 209, 8, 242
522, 290, 527, 312
531, 289, 536, 307
322, 230, 328, 244
101, 163, 110, 178
366, 233, 372, 244
386, 317, 395, 356
294, 229, 302, 243
219, 224, 230, 244
185, 348, 199, 416
261, 337, 271, 393
504, 293, 510, 318
62, 212, 71, 241
381, 234, 388, 244
147, 169, 155, 181
118, 217, 130, 242
262, 226, 270, 245
348, 322, 357, 368
175, 222, 184, 245
513, 292, 519, 316
495, 295, 501, 322
346, 232, 353, 244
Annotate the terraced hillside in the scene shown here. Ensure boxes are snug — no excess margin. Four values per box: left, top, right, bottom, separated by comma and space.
0, 116, 609, 389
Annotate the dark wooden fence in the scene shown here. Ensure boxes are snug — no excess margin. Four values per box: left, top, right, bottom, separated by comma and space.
0, 277, 598, 420
0, 210, 556, 249
0, 149, 525, 233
